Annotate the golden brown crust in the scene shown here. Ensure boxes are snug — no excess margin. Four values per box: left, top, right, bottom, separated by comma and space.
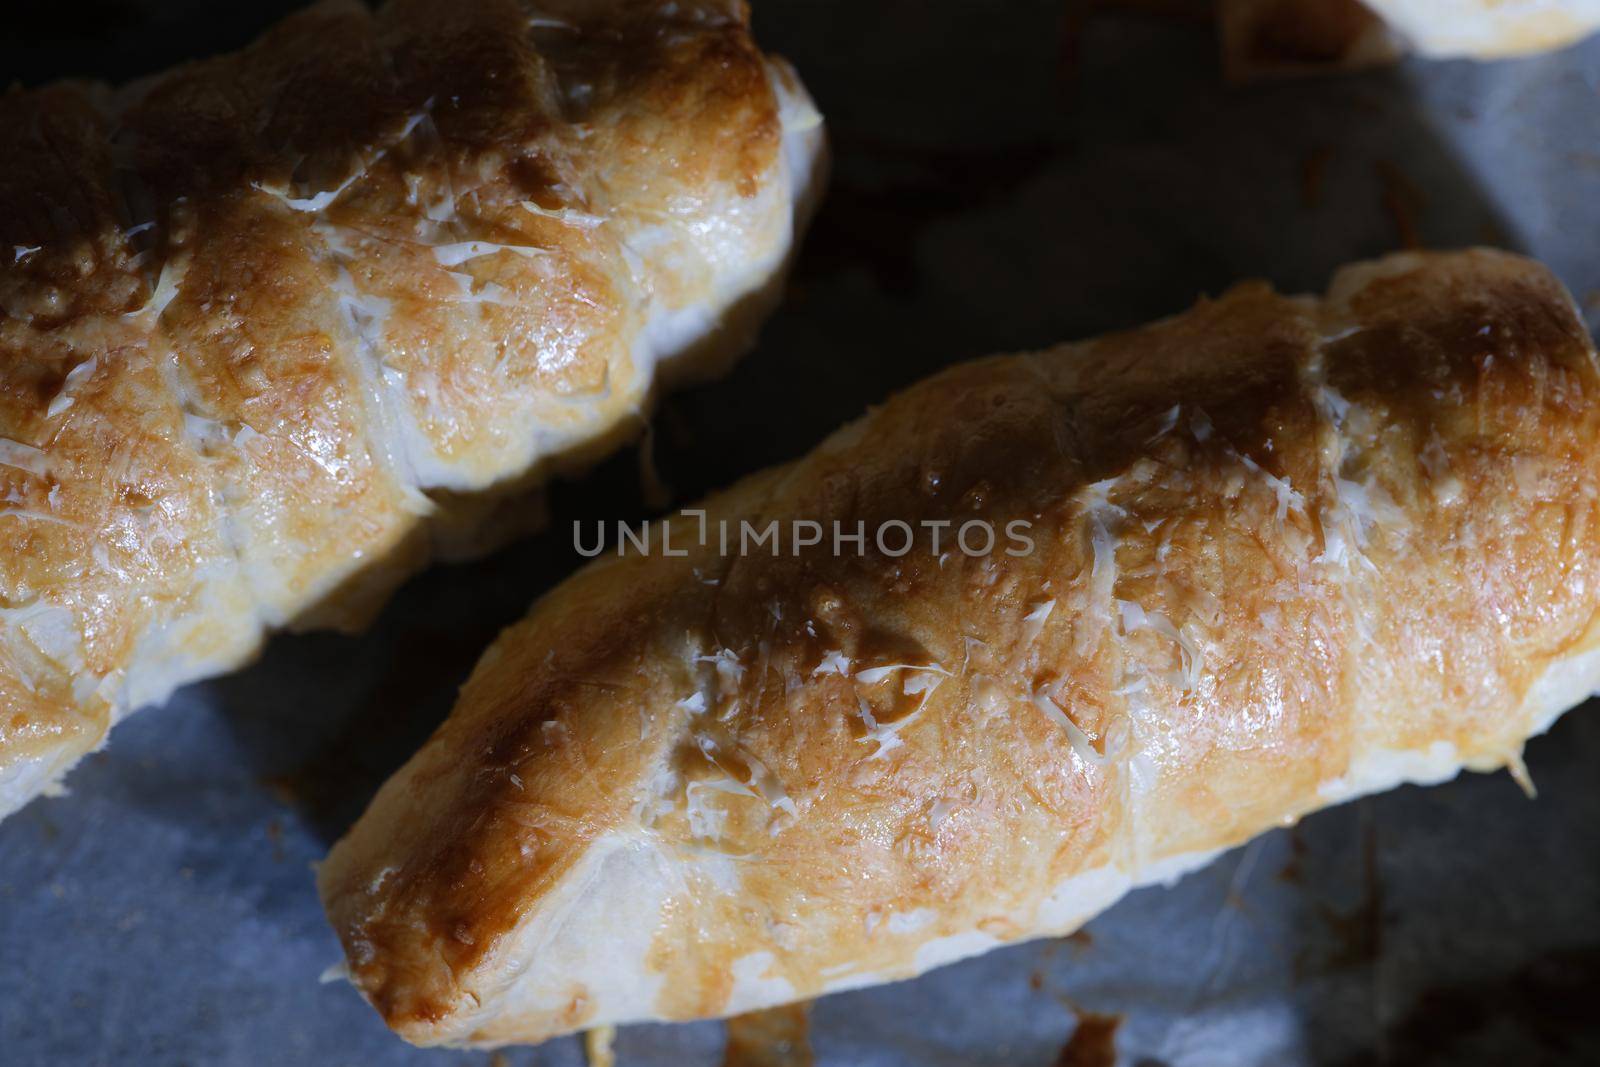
0, 0, 822, 813
319, 250, 1600, 1046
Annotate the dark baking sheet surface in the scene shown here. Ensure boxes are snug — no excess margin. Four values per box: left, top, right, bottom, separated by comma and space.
3, 2, 1600, 1064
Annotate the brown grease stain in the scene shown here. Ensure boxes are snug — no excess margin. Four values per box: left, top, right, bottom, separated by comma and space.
1055, 1009, 1122, 1067
723, 1002, 813, 1067
1034, 928, 1095, 994
1376, 161, 1425, 250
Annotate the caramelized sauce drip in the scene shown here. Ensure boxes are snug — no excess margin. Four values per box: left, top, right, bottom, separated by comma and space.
1054, 1010, 1121, 1067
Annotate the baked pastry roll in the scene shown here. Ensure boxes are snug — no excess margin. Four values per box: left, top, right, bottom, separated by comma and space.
320, 249, 1600, 1046
0, 0, 824, 817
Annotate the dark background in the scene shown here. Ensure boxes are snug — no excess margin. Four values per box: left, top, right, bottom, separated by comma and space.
3, 2, 1599, 1064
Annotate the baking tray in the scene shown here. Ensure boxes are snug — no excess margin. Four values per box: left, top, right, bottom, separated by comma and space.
2, 2, 1599, 1064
